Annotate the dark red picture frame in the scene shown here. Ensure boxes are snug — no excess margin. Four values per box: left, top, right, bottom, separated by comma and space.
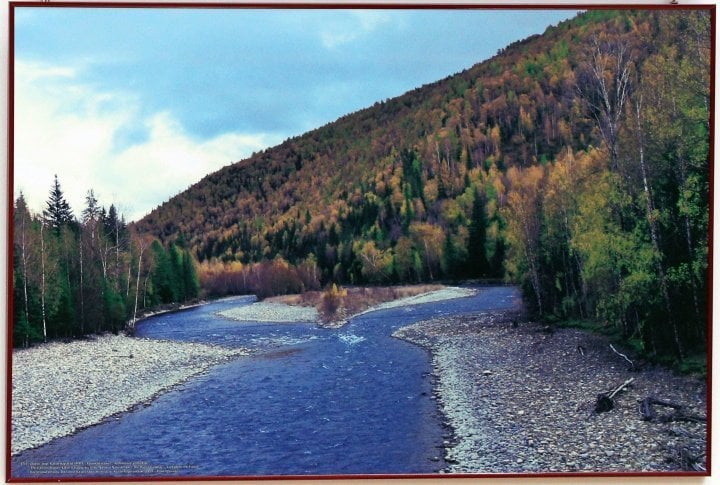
5, 2, 715, 481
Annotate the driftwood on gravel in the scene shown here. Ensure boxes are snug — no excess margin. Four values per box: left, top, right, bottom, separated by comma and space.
675, 447, 706, 472
594, 378, 635, 414
609, 344, 635, 370
639, 396, 707, 424
639, 397, 707, 472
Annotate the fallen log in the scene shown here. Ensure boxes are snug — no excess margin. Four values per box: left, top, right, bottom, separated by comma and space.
676, 447, 706, 472
640, 396, 682, 421
639, 397, 656, 421
663, 411, 707, 424
639, 396, 706, 423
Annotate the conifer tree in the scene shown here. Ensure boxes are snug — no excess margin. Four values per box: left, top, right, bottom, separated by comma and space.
169, 244, 185, 301
151, 241, 175, 304
183, 251, 200, 300
43, 175, 73, 233
467, 190, 490, 277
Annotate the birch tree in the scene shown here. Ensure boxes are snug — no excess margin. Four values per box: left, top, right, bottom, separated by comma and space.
503, 165, 546, 314
577, 37, 634, 173
13, 194, 39, 347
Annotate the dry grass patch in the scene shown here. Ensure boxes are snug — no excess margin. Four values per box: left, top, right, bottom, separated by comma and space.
267, 284, 444, 324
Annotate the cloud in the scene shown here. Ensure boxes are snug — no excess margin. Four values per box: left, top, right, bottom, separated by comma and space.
319, 10, 392, 49
103, 113, 278, 220
12, 9, 579, 224
19, 63, 76, 82
14, 60, 282, 222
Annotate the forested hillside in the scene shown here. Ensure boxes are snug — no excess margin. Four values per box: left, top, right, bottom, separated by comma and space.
14, 8, 711, 362
138, 10, 710, 355
134, 9, 710, 360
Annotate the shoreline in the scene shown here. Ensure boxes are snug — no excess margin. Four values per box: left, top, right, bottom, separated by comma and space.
11, 334, 247, 456
130, 295, 259, 327
394, 310, 707, 473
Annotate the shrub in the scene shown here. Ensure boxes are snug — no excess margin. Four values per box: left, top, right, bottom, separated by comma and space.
250, 257, 304, 299
319, 284, 347, 323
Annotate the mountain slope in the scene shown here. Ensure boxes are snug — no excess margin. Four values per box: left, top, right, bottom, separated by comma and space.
134, 8, 707, 288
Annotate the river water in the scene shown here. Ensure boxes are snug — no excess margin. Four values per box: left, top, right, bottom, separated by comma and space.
11, 286, 519, 478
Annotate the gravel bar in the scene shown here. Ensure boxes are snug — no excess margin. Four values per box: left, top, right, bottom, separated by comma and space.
357, 287, 477, 314
394, 311, 707, 474
11, 334, 247, 455
218, 301, 319, 323
219, 287, 476, 325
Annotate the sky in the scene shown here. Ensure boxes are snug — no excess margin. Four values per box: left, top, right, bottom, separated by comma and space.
13, 6, 578, 222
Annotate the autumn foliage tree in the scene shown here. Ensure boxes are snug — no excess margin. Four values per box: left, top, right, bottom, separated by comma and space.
500, 10, 710, 362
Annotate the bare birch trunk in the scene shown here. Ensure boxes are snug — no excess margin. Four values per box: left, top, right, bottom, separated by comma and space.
115, 220, 121, 293
79, 239, 85, 335
518, 201, 543, 315
634, 98, 683, 359
132, 242, 146, 329
19, 211, 30, 347
40, 222, 47, 342
676, 150, 702, 321
423, 239, 433, 281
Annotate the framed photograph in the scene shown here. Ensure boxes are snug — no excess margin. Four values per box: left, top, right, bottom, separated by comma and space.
6, 2, 712, 481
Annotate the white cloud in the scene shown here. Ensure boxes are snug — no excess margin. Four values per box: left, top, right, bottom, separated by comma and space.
320, 11, 392, 49
20, 63, 76, 82
14, 60, 282, 222
353, 10, 392, 31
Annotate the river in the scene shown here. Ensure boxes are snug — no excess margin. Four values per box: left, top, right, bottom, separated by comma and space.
11, 286, 519, 478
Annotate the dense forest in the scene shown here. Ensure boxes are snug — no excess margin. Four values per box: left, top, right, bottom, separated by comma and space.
13, 9, 711, 363
12, 177, 200, 347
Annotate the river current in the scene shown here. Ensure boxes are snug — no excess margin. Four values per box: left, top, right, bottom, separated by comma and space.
11, 286, 519, 478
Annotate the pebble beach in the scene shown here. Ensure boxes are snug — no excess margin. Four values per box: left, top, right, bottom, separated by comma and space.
11, 334, 247, 456
394, 310, 708, 473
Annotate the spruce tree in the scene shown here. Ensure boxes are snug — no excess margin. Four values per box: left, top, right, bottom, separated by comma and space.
443, 231, 458, 278
43, 175, 73, 233
490, 237, 506, 278
467, 190, 490, 277
151, 241, 175, 304
169, 244, 185, 301
183, 251, 200, 300
81, 189, 101, 224
105, 205, 119, 243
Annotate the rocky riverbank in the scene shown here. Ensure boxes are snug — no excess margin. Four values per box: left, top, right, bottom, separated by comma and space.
394, 311, 707, 474
11, 334, 247, 455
